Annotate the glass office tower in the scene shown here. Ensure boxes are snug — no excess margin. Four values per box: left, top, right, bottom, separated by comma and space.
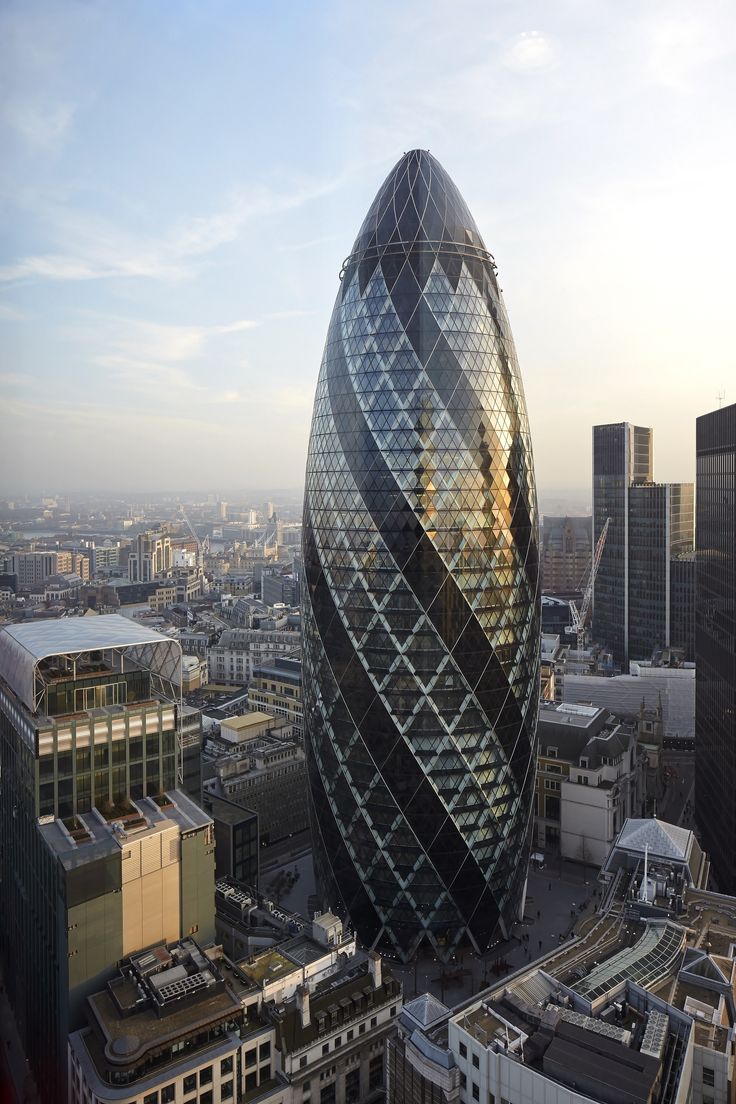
592, 423, 653, 667
302, 150, 540, 962
695, 402, 736, 893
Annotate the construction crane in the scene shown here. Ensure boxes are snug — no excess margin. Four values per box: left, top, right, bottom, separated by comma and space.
178, 504, 208, 574
566, 516, 611, 653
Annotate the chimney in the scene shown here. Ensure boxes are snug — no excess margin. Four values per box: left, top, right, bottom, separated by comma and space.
368, 951, 382, 990
296, 984, 310, 1028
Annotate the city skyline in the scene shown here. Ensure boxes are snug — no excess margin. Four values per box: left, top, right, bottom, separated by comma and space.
2, 0, 736, 493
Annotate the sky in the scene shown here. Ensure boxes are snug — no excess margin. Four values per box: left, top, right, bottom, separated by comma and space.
1, 0, 735, 506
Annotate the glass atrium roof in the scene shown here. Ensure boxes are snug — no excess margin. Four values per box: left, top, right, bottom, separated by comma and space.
573, 922, 686, 1001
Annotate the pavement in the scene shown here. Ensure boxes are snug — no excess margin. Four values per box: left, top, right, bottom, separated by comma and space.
261, 849, 600, 1006
389, 859, 601, 1004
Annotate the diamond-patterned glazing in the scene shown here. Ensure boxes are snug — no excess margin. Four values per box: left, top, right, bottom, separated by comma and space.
302, 150, 540, 963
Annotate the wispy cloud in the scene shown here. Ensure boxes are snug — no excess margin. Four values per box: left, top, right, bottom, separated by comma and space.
0, 303, 28, 321
0, 173, 347, 286
0, 372, 34, 387
2, 97, 76, 152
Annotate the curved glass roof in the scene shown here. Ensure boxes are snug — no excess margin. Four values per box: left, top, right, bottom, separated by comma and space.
574, 921, 686, 1001
0, 614, 181, 712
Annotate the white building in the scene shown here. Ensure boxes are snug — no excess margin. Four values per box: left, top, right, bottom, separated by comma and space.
388, 818, 735, 1104
208, 628, 300, 687
536, 700, 647, 865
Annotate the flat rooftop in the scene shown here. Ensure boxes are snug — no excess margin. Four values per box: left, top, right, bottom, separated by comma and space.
221, 711, 274, 731
240, 948, 296, 986
39, 789, 212, 869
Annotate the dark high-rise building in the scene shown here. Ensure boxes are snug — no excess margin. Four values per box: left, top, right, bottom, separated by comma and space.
592, 423, 693, 666
592, 423, 653, 665
695, 402, 736, 893
670, 551, 696, 661
0, 615, 214, 1101
302, 150, 540, 963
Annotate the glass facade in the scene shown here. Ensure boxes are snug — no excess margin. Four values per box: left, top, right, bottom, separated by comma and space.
592, 423, 653, 667
302, 150, 540, 962
592, 423, 693, 665
695, 402, 736, 893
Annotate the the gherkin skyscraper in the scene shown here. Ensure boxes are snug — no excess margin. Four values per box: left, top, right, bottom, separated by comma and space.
302, 150, 540, 963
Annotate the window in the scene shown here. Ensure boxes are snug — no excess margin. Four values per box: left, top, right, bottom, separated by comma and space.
334, 1035, 342, 1048
472, 1052, 479, 1068
322, 1043, 329, 1056
459, 1041, 467, 1058
259, 1041, 271, 1061
221, 1082, 234, 1101
245, 1072, 257, 1091
358, 1023, 365, 1034
161, 1087, 175, 1104
473, 1085, 480, 1101
368, 1054, 383, 1091
183, 1074, 197, 1094
221, 1057, 233, 1076
144, 1093, 158, 1104
300, 1056, 308, 1068
347, 1029, 354, 1041
370, 1016, 377, 1028
245, 1049, 257, 1068
703, 1068, 715, 1087
460, 1073, 467, 1089
199, 1066, 212, 1084
390, 1004, 397, 1017
200, 1093, 212, 1104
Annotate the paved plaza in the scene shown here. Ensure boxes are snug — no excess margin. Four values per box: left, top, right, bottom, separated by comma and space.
266, 849, 601, 1005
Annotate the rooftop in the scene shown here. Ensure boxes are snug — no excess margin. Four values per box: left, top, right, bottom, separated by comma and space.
0, 612, 181, 712
39, 790, 212, 869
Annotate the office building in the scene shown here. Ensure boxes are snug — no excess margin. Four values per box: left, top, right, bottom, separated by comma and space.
535, 700, 646, 863
262, 567, 300, 607
69, 915, 401, 1104
203, 715, 308, 848
541, 515, 592, 594
208, 627, 300, 686
388, 818, 725, 1104
0, 615, 212, 1101
669, 551, 696, 661
207, 795, 260, 886
592, 423, 694, 666
248, 656, 303, 743
8, 548, 90, 588
128, 528, 173, 582
695, 402, 736, 893
303, 150, 540, 962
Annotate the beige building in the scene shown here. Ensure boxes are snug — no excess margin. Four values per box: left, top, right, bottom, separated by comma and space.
248, 656, 303, 742
9, 549, 90, 588
128, 529, 173, 582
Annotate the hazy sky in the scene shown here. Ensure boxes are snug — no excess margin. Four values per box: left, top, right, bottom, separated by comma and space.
1, 0, 734, 502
